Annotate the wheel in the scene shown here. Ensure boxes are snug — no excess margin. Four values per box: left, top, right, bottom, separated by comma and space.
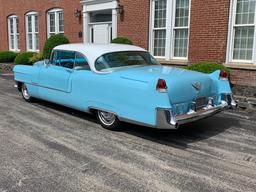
21, 83, 32, 102
96, 110, 121, 131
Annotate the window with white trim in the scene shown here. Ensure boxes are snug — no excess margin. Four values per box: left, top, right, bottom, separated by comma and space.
8, 15, 20, 51
26, 12, 39, 51
47, 9, 64, 37
152, 0, 167, 57
173, 0, 190, 58
150, 0, 191, 60
228, 0, 256, 63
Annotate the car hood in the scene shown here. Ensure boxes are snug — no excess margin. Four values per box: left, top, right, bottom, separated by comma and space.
116, 65, 216, 104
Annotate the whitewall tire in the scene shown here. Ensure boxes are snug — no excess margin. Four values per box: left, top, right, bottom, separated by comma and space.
21, 83, 32, 102
97, 110, 121, 131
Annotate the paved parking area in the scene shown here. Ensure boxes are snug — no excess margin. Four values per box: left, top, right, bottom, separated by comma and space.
0, 75, 256, 192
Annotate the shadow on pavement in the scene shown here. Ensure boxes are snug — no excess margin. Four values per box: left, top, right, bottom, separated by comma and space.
121, 115, 240, 149
32, 98, 240, 149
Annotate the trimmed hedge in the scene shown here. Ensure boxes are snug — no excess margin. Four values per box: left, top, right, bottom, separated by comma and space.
111, 37, 133, 45
43, 34, 70, 59
29, 52, 44, 64
14, 52, 36, 65
186, 62, 230, 74
0, 51, 18, 63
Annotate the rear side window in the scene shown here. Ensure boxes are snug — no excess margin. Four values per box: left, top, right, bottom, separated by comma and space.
74, 52, 90, 71
51, 50, 75, 69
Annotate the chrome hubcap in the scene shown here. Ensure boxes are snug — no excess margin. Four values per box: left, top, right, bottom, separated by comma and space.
22, 84, 30, 100
98, 111, 116, 126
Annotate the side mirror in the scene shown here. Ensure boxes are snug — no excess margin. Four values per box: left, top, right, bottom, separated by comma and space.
44, 59, 50, 66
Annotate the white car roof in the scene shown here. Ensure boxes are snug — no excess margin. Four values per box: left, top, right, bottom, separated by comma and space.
53, 43, 147, 72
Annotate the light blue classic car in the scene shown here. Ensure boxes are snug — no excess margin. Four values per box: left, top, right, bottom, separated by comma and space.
13, 44, 236, 130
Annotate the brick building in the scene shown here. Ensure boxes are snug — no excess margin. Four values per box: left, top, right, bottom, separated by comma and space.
0, 0, 255, 87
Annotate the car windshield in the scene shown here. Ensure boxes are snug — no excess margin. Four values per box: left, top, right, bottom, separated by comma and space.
95, 51, 160, 72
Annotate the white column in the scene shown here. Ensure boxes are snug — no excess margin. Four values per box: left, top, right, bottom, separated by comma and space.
83, 6, 90, 43
112, 9, 118, 39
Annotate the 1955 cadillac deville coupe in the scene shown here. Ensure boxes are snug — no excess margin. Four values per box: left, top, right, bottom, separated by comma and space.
13, 44, 236, 130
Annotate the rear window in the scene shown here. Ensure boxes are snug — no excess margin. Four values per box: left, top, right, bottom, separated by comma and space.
95, 51, 159, 72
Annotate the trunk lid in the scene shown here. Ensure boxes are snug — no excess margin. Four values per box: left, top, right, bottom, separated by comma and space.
116, 65, 215, 104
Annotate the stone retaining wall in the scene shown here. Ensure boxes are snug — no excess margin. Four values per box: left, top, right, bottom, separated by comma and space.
233, 85, 256, 110
0, 63, 13, 73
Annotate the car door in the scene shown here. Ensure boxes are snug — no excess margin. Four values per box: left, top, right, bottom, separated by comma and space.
38, 50, 75, 95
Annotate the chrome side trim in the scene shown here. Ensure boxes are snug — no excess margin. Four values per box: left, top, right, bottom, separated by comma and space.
24, 82, 71, 93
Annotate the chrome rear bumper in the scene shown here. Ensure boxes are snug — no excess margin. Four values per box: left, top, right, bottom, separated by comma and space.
156, 94, 237, 129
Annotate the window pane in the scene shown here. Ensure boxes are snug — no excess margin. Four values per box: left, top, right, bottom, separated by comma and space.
8, 17, 19, 50
154, 0, 167, 28
10, 19, 14, 34
35, 33, 39, 50
17, 34, 20, 50
28, 34, 33, 49
233, 26, 254, 60
75, 52, 90, 70
16, 18, 19, 34
153, 30, 166, 57
28, 16, 32, 32
56, 51, 75, 69
90, 10, 112, 23
49, 13, 55, 32
10, 35, 14, 49
26, 14, 39, 51
175, 0, 189, 27
236, 0, 255, 24
174, 29, 188, 57
59, 12, 64, 32
35, 15, 39, 32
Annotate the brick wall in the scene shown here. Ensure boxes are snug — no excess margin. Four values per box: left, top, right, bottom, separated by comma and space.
117, 0, 150, 49
0, 0, 83, 52
230, 69, 256, 87
188, 0, 230, 63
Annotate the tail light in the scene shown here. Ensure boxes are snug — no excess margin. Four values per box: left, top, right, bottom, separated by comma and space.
156, 79, 168, 92
219, 70, 228, 80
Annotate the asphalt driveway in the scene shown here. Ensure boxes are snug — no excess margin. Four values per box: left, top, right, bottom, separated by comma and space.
0, 74, 256, 192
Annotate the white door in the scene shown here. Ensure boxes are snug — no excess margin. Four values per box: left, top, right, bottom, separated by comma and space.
91, 24, 111, 44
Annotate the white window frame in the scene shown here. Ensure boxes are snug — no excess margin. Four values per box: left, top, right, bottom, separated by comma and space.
151, 0, 167, 58
226, 0, 256, 64
47, 8, 64, 38
26, 12, 39, 52
8, 15, 20, 52
149, 0, 191, 61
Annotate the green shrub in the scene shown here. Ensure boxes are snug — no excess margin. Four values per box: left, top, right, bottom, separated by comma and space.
29, 52, 44, 64
186, 62, 230, 74
43, 34, 70, 59
0, 51, 18, 63
14, 52, 35, 65
111, 37, 133, 45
